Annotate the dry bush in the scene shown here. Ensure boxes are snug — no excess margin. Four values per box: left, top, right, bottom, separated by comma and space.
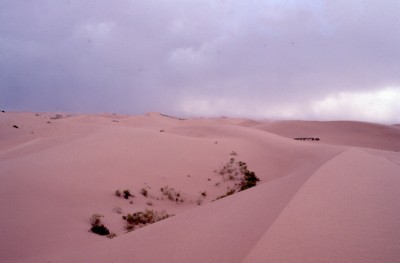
160, 186, 184, 202
90, 214, 110, 236
123, 209, 172, 231
140, 188, 148, 197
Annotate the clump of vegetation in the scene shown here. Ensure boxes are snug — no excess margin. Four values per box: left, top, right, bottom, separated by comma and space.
123, 189, 133, 199
123, 209, 172, 231
160, 186, 184, 203
113, 206, 123, 214
196, 191, 207, 205
140, 188, 148, 197
236, 161, 260, 190
217, 157, 242, 182
294, 137, 320, 141
115, 189, 134, 199
107, 232, 117, 239
90, 214, 110, 236
214, 153, 260, 200
240, 170, 260, 191
215, 189, 236, 200
50, 114, 63, 120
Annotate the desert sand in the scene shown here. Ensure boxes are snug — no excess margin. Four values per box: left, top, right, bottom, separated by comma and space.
1, 111, 400, 262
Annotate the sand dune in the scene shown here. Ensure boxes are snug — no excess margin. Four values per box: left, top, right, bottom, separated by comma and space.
254, 120, 400, 151
1, 112, 399, 262
244, 148, 400, 262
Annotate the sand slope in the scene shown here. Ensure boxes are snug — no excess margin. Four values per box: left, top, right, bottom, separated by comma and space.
1, 112, 399, 262
244, 148, 400, 263
255, 120, 400, 151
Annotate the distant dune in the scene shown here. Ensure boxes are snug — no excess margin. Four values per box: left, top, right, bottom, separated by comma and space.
253, 120, 400, 151
1, 112, 399, 262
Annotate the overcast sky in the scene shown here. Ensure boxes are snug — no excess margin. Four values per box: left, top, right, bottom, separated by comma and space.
1, 0, 400, 123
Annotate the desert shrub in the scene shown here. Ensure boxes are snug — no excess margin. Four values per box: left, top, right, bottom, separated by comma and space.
216, 189, 236, 200
123, 209, 172, 231
50, 114, 63, 120
240, 170, 260, 191
90, 214, 103, 226
197, 191, 207, 205
214, 154, 260, 200
115, 190, 122, 197
218, 159, 241, 181
160, 186, 184, 202
91, 224, 110, 236
90, 214, 110, 236
107, 232, 117, 239
123, 189, 132, 199
294, 137, 320, 141
140, 188, 148, 197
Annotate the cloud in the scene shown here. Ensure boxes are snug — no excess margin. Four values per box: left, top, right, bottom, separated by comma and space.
0, 0, 400, 123
310, 87, 400, 123
177, 96, 306, 120
73, 21, 116, 42
178, 87, 400, 124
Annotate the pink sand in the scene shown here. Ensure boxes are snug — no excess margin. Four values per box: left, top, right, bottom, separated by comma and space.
1, 112, 399, 262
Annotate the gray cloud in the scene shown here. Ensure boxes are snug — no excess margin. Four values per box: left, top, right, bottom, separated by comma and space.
1, 0, 400, 122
